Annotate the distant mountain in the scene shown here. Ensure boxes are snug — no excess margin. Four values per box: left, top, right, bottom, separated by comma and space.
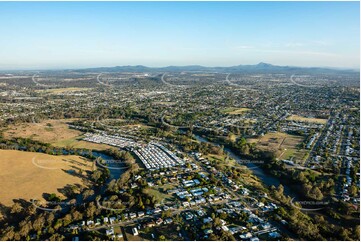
74, 62, 358, 74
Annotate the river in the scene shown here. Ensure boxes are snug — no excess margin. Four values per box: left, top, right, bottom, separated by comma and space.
93, 151, 128, 180
193, 134, 300, 199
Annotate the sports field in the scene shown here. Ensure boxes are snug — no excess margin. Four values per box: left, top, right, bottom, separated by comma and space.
286, 115, 327, 124
223, 107, 252, 115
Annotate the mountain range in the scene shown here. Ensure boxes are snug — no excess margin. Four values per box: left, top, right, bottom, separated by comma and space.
75, 62, 359, 74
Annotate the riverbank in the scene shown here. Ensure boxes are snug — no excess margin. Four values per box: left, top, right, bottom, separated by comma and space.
193, 134, 300, 198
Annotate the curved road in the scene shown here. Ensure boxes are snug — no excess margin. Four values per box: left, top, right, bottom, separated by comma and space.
161, 73, 190, 88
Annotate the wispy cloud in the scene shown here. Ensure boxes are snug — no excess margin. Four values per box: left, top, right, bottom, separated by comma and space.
285, 40, 332, 48
311, 40, 332, 46
285, 42, 305, 48
235, 45, 254, 49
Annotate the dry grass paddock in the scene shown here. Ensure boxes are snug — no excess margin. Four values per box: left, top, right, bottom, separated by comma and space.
0, 150, 93, 206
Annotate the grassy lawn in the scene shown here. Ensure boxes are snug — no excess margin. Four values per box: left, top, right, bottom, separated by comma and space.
124, 224, 183, 241
37, 87, 92, 94
123, 123, 153, 129
278, 148, 296, 160
123, 226, 145, 241
112, 226, 124, 241
250, 132, 309, 164
206, 153, 226, 162
205, 153, 262, 188
222, 107, 252, 115
206, 153, 247, 171
147, 224, 183, 240
279, 148, 308, 162
287, 115, 328, 124
143, 185, 175, 203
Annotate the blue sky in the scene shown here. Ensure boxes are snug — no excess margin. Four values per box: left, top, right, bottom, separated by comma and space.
0, 1, 359, 70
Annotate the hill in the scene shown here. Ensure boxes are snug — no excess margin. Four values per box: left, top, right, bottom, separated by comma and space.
74, 62, 358, 74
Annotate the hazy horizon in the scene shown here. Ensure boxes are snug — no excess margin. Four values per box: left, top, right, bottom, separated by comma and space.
0, 62, 360, 72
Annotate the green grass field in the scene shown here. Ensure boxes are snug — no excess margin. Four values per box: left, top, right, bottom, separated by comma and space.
222, 107, 252, 115
249, 132, 309, 164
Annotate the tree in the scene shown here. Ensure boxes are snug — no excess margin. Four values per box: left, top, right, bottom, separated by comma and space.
354, 225, 360, 240
138, 197, 144, 209
219, 212, 227, 220
19, 219, 32, 238
161, 210, 171, 219
63, 214, 72, 226
46, 213, 55, 226
86, 202, 97, 218
241, 144, 250, 155
349, 185, 358, 197
277, 184, 284, 194
209, 234, 219, 240
173, 214, 183, 226
49, 233, 65, 241
340, 228, 351, 240
48, 193, 61, 202
54, 219, 63, 230
277, 207, 287, 217
107, 179, 118, 193
71, 210, 83, 221
10, 202, 22, 214
82, 189, 95, 201
25, 204, 37, 216
309, 186, 323, 200
213, 217, 222, 227
32, 216, 45, 231
91, 170, 103, 183
0, 226, 15, 240
48, 227, 55, 235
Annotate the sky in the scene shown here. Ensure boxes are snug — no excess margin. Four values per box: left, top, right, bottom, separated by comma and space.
0, 1, 359, 70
